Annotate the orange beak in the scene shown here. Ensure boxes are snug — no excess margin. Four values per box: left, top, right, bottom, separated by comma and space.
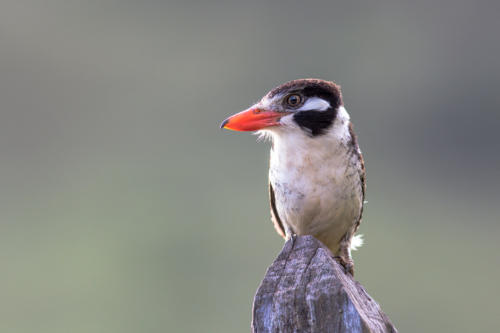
220, 108, 288, 131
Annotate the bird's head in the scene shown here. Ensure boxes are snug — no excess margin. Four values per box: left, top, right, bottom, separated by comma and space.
220, 79, 344, 137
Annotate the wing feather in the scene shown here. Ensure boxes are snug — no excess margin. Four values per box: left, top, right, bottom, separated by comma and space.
269, 183, 286, 239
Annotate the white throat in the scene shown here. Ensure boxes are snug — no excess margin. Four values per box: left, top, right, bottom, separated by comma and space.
269, 106, 352, 183
266, 106, 363, 252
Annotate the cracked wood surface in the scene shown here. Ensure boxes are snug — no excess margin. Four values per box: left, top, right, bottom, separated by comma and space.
251, 235, 397, 333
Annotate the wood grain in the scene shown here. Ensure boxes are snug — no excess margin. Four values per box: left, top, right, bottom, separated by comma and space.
252, 235, 397, 333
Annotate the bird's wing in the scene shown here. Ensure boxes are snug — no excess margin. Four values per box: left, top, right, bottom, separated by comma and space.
269, 183, 286, 239
354, 157, 366, 233
349, 122, 366, 234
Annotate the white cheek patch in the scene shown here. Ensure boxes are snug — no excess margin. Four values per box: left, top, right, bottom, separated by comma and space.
278, 113, 296, 127
296, 97, 331, 111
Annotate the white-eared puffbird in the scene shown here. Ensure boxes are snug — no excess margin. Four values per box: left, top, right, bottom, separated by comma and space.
221, 79, 365, 275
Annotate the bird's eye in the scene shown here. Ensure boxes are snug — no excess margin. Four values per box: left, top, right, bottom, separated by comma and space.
286, 94, 302, 107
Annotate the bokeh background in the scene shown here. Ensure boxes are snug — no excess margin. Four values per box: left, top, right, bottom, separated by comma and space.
1, 0, 499, 332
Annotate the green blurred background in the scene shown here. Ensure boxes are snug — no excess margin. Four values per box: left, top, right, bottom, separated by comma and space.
1, 0, 499, 332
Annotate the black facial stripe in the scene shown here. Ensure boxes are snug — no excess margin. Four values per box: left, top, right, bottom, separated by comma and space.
293, 107, 337, 137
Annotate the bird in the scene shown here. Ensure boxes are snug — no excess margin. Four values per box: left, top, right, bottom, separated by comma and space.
221, 79, 365, 275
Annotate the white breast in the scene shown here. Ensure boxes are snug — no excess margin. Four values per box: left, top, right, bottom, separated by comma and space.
268, 107, 363, 253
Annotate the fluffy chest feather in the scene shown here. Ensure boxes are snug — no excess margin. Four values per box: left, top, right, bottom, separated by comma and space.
268, 122, 363, 247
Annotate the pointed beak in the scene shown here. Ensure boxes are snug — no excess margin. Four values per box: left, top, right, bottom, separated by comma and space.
220, 108, 288, 131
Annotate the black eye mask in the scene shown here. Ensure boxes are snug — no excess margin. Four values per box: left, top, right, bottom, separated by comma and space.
293, 108, 337, 137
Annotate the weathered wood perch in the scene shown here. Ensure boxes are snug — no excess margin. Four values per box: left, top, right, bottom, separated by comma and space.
252, 235, 397, 333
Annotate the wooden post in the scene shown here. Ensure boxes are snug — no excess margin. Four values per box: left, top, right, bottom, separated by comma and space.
252, 235, 397, 333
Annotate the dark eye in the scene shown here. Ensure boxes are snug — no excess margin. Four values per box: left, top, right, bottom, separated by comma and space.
286, 94, 302, 107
